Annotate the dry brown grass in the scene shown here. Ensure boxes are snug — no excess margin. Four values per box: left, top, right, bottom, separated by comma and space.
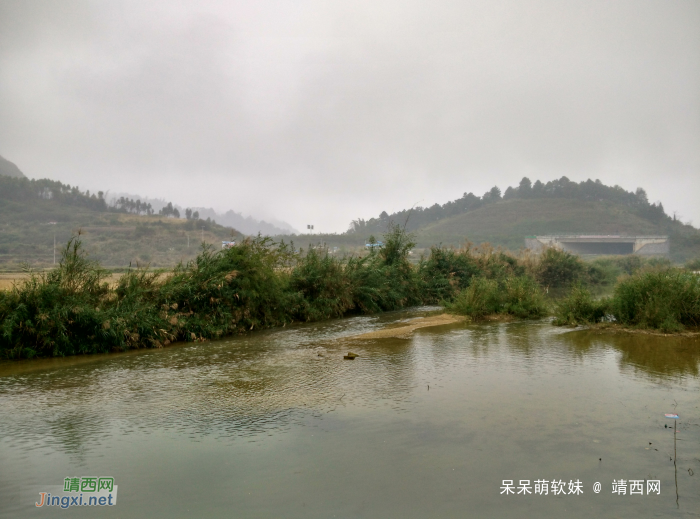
0, 273, 26, 291
0, 272, 126, 291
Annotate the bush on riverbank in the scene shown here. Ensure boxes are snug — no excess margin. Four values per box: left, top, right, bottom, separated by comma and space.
533, 248, 587, 287
0, 225, 426, 358
553, 284, 609, 325
554, 269, 700, 332
611, 269, 700, 332
2, 228, 694, 359
447, 275, 548, 320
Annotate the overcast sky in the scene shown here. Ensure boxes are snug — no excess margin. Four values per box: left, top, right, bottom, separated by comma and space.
1, 0, 698, 233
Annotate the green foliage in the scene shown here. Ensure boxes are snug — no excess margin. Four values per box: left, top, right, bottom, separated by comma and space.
0, 175, 108, 212
0, 226, 425, 359
289, 247, 353, 320
553, 285, 609, 325
584, 260, 620, 286
448, 278, 500, 318
447, 275, 547, 320
554, 269, 700, 332
418, 247, 481, 303
0, 238, 113, 358
350, 176, 670, 235
611, 269, 700, 332
378, 223, 415, 266
535, 248, 586, 287
346, 224, 421, 313
686, 258, 700, 271
585, 255, 674, 287
4, 226, 696, 359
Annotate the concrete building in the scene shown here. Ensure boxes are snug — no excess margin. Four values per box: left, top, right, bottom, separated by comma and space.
525, 235, 669, 256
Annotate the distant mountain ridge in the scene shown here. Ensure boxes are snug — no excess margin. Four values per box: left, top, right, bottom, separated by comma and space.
0, 155, 26, 178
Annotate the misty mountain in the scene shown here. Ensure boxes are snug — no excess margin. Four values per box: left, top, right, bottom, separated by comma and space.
189, 208, 297, 236
109, 193, 297, 236
0, 155, 26, 178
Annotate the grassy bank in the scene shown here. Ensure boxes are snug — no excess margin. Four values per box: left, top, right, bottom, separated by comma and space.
1, 228, 696, 359
0, 226, 544, 359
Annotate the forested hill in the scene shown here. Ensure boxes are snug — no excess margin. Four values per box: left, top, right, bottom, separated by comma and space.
0, 175, 243, 268
349, 177, 668, 234
0, 176, 290, 234
346, 177, 700, 261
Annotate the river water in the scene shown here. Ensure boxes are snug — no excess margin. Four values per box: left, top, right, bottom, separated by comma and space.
0, 308, 698, 518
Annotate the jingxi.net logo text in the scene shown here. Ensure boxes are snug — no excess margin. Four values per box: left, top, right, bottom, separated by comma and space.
34, 477, 118, 509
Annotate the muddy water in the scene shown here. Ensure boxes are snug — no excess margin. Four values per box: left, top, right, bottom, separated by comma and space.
0, 309, 698, 518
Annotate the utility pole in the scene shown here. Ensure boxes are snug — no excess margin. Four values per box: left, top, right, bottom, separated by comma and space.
53, 233, 56, 265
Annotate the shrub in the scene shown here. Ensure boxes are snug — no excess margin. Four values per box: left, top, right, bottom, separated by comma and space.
353, 223, 421, 312
448, 275, 547, 320
535, 248, 586, 287
0, 238, 114, 358
553, 284, 609, 325
684, 258, 700, 271
418, 247, 481, 303
448, 277, 500, 318
585, 260, 620, 286
500, 275, 548, 319
611, 269, 700, 332
553, 269, 700, 332
289, 247, 353, 320
0, 225, 429, 359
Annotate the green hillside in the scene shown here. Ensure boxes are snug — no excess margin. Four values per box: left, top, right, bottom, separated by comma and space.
418, 198, 662, 247
347, 177, 700, 262
0, 176, 240, 270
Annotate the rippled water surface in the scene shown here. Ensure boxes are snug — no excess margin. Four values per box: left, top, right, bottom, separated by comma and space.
1, 309, 699, 518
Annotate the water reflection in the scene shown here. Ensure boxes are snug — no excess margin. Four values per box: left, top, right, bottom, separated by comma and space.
0, 311, 698, 518
560, 330, 700, 381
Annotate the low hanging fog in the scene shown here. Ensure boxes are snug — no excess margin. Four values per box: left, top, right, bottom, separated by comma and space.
0, 0, 698, 232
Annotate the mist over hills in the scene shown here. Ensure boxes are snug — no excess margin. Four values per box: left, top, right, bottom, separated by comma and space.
109, 193, 297, 236
1, 156, 699, 265
0, 154, 295, 237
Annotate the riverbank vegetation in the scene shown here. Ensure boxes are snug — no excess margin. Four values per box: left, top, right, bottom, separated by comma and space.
1, 226, 697, 359
554, 270, 700, 333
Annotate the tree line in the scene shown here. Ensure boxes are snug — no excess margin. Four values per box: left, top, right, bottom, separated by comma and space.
0, 176, 203, 220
